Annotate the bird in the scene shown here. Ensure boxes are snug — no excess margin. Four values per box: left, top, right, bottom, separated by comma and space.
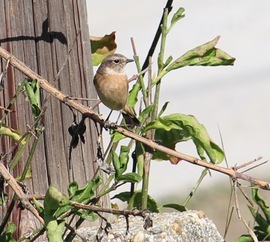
93, 53, 140, 128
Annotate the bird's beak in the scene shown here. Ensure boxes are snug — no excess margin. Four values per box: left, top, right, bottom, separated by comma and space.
126, 58, 134, 63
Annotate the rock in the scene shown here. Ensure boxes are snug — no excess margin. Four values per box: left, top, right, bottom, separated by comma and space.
73, 211, 224, 242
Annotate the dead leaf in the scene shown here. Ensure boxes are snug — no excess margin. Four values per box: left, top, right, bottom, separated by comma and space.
90, 31, 117, 66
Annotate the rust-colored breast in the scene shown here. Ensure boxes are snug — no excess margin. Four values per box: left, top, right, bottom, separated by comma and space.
94, 73, 128, 110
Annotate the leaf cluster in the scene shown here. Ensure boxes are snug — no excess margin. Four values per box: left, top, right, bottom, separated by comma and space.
103, 6, 234, 214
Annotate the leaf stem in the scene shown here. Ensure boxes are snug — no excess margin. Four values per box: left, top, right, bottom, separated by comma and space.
183, 168, 208, 206
131, 37, 147, 106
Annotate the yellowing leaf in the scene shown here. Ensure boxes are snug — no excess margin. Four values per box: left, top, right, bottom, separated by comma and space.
90, 31, 117, 66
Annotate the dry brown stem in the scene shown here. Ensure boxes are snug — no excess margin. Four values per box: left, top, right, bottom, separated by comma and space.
70, 201, 148, 218
0, 163, 44, 224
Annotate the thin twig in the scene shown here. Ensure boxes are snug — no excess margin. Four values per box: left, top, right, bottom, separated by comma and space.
70, 201, 149, 218
238, 183, 254, 207
0, 106, 14, 112
233, 180, 241, 219
234, 156, 263, 170
128, 67, 149, 83
241, 160, 268, 174
67, 97, 97, 101
242, 218, 258, 242
223, 206, 234, 239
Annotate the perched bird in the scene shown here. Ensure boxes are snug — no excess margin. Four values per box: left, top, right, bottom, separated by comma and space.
93, 53, 140, 127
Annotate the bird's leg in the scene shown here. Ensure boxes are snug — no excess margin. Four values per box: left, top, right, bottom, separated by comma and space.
103, 110, 113, 130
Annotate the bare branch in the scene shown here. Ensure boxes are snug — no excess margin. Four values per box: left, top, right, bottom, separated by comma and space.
70, 201, 149, 218
0, 163, 44, 225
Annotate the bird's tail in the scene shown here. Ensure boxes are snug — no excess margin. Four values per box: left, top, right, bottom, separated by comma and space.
122, 105, 141, 128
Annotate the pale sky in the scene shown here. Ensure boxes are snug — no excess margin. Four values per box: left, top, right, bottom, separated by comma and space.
87, 0, 270, 237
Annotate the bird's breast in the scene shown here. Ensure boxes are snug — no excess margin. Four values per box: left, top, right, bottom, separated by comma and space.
94, 73, 128, 110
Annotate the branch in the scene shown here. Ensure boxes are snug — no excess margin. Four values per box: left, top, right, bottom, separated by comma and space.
0, 46, 270, 190
0, 163, 44, 224
70, 201, 148, 218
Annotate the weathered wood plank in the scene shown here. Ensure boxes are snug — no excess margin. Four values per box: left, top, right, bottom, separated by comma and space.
0, 0, 108, 240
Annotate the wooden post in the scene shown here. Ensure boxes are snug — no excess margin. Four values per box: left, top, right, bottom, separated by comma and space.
0, 0, 108, 239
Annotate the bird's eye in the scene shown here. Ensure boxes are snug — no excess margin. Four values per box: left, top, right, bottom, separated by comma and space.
113, 59, 120, 64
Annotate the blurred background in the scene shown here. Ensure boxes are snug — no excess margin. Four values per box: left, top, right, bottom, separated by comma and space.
87, 0, 270, 240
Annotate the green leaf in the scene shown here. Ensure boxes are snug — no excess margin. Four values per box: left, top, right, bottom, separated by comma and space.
0, 193, 8, 206
32, 198, 44, 214
54, 204, 72, 219
248, 205, 270, 233
135, 142, 145, 178
128, 82, 141, 108
0, 222, 16, 242
112, 146, 142, 183
139, 104, 155, 120
234, 235, 254, 242
158, 51, 165, 70
116, 173, 142, 183
74, 210, 98, 222
68, 181, 79, 197
252, 188, 270, 222
170, 7, 185, 26
119, 146, 130, 170
144, 113, 224, 164
158, 101, 169, 117
112, 191, 159, 212
112, 146, 130, 178
128, 191, 159, 212
46, 219, 65, 242
91, 32, 117, 66
44, 186, 70, 216
69, 176, 102, 204
111, 191, 131, 202
5, 222, 16, 234
112, 131, 126, 143
112, 149, 121, 178
24, 79, 41, 117
0, 125, 26, 144
166, 36, 235, 71
162, 203, 187, 212
164, 56, 173, 68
